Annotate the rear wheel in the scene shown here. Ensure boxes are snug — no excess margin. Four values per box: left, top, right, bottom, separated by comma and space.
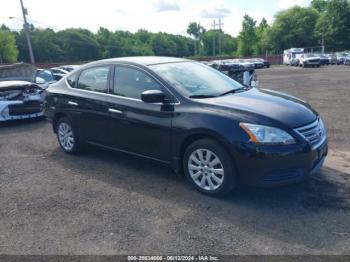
56, 117, 82, 154
183, 139, 237, 197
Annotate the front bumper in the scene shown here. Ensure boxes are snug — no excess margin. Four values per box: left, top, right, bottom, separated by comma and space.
0, 100, 43, 122
233, 139, 328, 187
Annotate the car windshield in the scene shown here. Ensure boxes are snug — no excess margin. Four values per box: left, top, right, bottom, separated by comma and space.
150, 62, 244, 98
37, 70, 54, 82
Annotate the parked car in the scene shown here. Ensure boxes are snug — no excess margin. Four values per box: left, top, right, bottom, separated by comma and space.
299, 54, 321, 68
335, 52, 349, 65
59, 65, 80, 72
36, 69, 57, 88
325, 54, 337, 65
256, 58, 270, 68
44, 57, 328, 197
344, 56, 350, 65
315, 54, 330, 66
206, 60, 255, 86
51, 67, 69, 75
246, 59, 265, 69
0, 63, 45, 122
232, 59, 255, 70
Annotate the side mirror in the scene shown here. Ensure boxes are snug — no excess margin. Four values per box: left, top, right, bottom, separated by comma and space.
141, 90, 165, 103
35, 77, 45, 85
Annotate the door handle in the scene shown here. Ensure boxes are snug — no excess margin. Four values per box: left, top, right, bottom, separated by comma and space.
108, 108, 123, 114
68, 101, 79, 106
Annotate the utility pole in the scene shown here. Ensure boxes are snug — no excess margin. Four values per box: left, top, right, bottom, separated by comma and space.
19, 0, 35, 64
217, 18, 224, 55
211, 20, 216, 57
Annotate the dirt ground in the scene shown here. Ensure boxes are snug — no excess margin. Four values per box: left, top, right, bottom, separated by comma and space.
0, 65, 349, 255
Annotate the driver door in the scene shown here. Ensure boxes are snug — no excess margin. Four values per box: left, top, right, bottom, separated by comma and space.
108, 65, 174, 162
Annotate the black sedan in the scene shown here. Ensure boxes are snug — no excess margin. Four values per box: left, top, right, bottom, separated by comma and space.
44, 57, 328, 197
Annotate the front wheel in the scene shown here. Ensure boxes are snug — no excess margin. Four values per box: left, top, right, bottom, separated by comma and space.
183, 139, 237, 197
56, 117, 82, 154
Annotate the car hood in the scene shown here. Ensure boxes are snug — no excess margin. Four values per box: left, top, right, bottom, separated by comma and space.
304, 57, 320, 61
0, 81, 41, 92
197, 88, 317, 128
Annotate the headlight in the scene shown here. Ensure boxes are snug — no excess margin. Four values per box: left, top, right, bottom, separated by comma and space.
240, 123, 296, 145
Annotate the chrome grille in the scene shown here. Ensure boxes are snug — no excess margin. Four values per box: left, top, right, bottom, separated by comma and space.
294, 118, 327, 148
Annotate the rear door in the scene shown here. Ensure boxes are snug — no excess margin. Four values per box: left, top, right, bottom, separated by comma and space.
71, 65, 113, 144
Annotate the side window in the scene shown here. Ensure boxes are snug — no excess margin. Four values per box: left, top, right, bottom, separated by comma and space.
113, 66, 162, 99
77, 66, 110, 93
67, 73, 77, 88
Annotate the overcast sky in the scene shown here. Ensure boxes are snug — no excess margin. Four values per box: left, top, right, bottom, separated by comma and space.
0, 0, 311, 37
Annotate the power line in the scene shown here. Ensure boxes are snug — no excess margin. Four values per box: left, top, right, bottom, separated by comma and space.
211, 19, 224, 57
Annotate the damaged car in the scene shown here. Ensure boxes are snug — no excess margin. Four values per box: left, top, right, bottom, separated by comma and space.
0, 63, 45, 122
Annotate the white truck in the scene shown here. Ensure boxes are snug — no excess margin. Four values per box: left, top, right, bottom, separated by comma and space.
283, 48, 304, 65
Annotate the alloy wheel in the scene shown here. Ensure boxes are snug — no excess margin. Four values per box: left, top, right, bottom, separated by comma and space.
188, 149, 224, 191
58, 122, 75, 151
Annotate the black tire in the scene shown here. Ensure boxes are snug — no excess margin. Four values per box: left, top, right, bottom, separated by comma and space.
183, 138, 237, 197
56, 117, 82, 154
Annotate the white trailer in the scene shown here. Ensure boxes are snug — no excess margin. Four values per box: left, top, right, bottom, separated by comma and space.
283, 48, 304, 65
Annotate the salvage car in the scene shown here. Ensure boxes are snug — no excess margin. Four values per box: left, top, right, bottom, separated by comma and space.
44, 57, 328, 197
0, 63, 45, 122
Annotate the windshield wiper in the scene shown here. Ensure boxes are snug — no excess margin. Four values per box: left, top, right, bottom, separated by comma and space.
189, 94, 218, 99
218, 87, 247, 97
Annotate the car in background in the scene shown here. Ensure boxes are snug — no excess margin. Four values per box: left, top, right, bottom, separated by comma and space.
232, 59, 255, 70
335, 52, 349, 65
315, 54, 330, 66
50, 67, 69, 81
256, 58, 270, 68
44, 56, 328, 197
59, 65, 80, 72
299, 54, 321, 68
0, 63, 45, 122
344, 56, 350, 65
325, 54, 337, 65
205, 60, 256, 86
36, 69, 57, 88
246, 58, 265, 69
51, 67, 69, 75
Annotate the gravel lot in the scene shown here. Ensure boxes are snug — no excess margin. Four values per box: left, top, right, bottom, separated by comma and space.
0, 65, 349, 255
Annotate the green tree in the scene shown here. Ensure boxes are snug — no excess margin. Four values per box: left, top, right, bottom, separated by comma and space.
237, 14, 257, 56
56, 28, 101, 62
315, 0, 350, 50
255, 18, 270, 55
0, 29, 18, 63
311, 0, 329, 12
31, 28, 64, 62
187, 22, 206, 55
150, 33, 177, 56
266, 7, 319, 51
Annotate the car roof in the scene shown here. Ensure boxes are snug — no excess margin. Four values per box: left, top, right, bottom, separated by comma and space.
87, 56, 190, 67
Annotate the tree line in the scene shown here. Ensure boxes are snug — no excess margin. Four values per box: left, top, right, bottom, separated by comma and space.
0, 0, 349, 63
